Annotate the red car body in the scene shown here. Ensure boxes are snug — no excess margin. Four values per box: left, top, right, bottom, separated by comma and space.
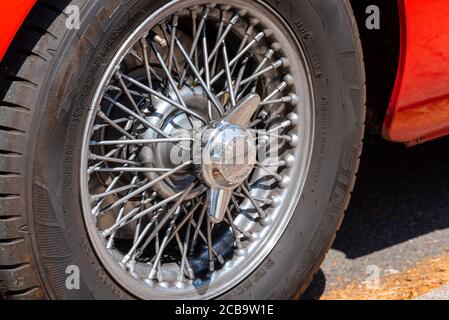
385, 0, 449, 145
1, 0, 449, 146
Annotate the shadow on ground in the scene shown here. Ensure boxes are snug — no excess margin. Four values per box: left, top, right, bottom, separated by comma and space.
302, 134, 449, 299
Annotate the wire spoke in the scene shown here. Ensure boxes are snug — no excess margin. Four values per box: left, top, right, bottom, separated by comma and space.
210, 32, 265, 85
120, 72, 207, 123
105, 160, 193, 213
102, 190, 184, 237
89, 154, 142, 167
221, 41, 236, 109
206, 217, 215, 272
149, 39, 190, 110
190, 200, 207, 254
226, 208, 242, 249
114, 71, 145, 117
103, 95, 170, 138
91, 137, 192, 146
91, 179, 147, 201
179, 7, 210, 86
202, 27, 213, 121
173, 35, 224, 116
241, 184, 266, 219
239, 58, 287, 85
88, 146, 125, 174
167, 14, 179, 76
208, 14, 240, 67
140, 37, 157, 108
91, 167, 175, 173
96, 111, 135, 140
91, 154, 138, 214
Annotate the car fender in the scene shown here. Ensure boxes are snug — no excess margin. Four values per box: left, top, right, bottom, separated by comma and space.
0, 0, 36, 62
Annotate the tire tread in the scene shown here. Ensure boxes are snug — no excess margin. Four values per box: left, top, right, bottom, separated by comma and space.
0, 0, 68, 300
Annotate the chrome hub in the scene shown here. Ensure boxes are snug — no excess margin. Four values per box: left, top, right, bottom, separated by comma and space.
199, 94, 260, 223
138, 83, 208, 199
200, 123, 257, 189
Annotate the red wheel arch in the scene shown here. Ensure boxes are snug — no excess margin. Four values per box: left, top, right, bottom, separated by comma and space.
0, 0, 36, 61
383, 0, 449, 145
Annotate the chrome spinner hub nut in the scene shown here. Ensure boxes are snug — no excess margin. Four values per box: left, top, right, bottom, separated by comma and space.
200, 121, 257, 189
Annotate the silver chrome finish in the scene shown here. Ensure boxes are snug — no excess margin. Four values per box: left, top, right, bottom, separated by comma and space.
200, 120, 257, 190
206, 188, 233, 224
225, 93, 261, 126
198, 100, 258, 222
80, 0, 314, 300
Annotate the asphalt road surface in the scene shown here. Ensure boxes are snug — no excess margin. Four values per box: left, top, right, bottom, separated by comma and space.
302, 134, 449, 300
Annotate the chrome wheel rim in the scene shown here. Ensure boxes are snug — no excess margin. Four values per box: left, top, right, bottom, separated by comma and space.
80, 0, 314, 299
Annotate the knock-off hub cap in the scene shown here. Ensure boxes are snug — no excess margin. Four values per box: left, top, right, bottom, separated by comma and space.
200, 122, 257, 189
199, 94, 260, 223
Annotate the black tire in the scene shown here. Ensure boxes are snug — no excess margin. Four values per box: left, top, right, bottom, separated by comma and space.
0, 0, 365, 299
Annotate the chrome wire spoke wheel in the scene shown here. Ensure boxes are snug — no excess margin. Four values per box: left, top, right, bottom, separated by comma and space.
80, 0, 313, 299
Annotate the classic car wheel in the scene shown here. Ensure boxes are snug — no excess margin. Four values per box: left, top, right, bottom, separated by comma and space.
0, 0, 365, 299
